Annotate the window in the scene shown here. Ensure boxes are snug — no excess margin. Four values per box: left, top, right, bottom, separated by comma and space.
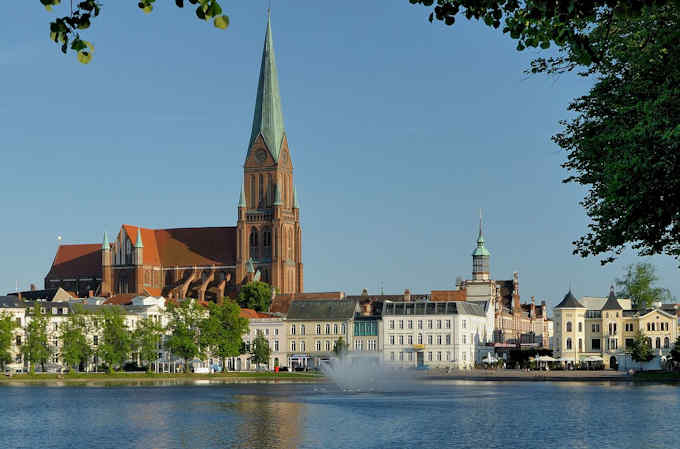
566, 338, 572, 350
437, 320, 442, 329
625, 323, 633, 332
578, 322, 582, 332
665, 337, 670, 349
408, 320, 413, 329
428, 352, 432, 361
462, 320, 467, 329
399, 352, 404, 361
445, 320, 451, 329
389, 320, 394, 330
15, 318, 21, 327
446, 335, 451, 345
390, 335, 395, 345
610, 338, 617, 350
418, 320, 423, 330
54, 323, 58, 331
399, 320, 403, 329
275, 328, 279, 336
274, 340, 279, 351
418, 334, 423, 345
93, 335, 99, 346
291, 324, 296, 335
15, 336, 21, 346
463, 335, 467, 344
316, 324, 321, 335
428, 320, 433, 329
578, 338, 583, 352
592, 324, 599, 332
408, 352, 413, 361
333, 324, 338, 334
291, 341, 296, 351
390, 352, 395, 361
300, 325, 305, 336
342, 323, 347, 334
592, 339, 601, 350
300, 341, 305, 352
656, 337, 661, 349
647, 323, 651, 331
399, 335, 404, 345
249, 228, 258, 248
325, 341, 331, 351
566, 322, 572, 332
437, 335, 442, 345
408, 335, 413, 345
316, 340, 322, 351
437, 352, 442, 361
428, 335, 433, 345
625, 338, 634, 349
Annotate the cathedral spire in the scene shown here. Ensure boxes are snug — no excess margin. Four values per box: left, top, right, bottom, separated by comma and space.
249, 12, 286, 162
238, 183, 247, 208
102, 232, 110, 251
135, 227, 144, 249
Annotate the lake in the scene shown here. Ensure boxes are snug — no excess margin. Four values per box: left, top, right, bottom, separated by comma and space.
0, 380, 678, 448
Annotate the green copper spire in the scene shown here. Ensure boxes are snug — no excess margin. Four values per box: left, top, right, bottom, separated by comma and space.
293, 185, 299, 209
472, 211, 490, 257
273, 184, 282, 205
238, 183, 247, 208
135, 227, 144, 249
248, 13, 286, 161
102, 232, 110, 251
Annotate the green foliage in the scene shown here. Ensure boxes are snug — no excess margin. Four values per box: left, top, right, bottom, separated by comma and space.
332, 336, 348, 357
615, 263, 673, 310
237, 282, 272, 312
199, 300, 248, 371
671, 336, 680, 364
410, 1, 671, 68
250, 331, 271, 368
133, 317, 164, 372
60, 305, 92, 372
630, 330, 654, 363
549, 4, 680, 263
41, 0, 229, 63
97, 307, 132, 373
0, 313, 17, 370
165, 299, 204, 372
21, 304, 50, 374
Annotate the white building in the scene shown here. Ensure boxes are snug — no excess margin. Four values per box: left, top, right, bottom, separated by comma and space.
232, 310, 288, 371
380, 301, 494, 369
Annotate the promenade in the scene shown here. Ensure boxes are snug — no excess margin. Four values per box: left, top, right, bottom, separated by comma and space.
424, 368, 631, 382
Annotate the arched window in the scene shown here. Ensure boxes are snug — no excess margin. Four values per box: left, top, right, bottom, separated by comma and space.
259, 174, 264, 206
665, 337, 670, 348
287, 229, 292, 259
300, 325, 305, 336
566, 322, 572, 332
250, 175, 256, 208
325, 323, 331, 335
656, 337, 661, 349
566, 338, 572, 350
267, 174, 273, 205
316, 324, 321, 335
249, 228, 258, 248
333, 324, 338, 334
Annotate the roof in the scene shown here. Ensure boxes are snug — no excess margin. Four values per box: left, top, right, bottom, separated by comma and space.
248, 13, 286, 162
601, 287, 623, 310
239, 308, 270, 319
287, 299, 358, 320
103, 294, 137, 306
382, 301, 487, 317
46, 244, 102, 279
555, 290, 585, 309
122, 225, 237, 267
9, 287, 75, 302
472, 216, 490, 257
270, 292, 344, 314
0, 296, 25, 308
143, 287, 162, 297
430, 289, 467, 302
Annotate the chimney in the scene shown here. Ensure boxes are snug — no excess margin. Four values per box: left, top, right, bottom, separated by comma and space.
404, 289, 411, 302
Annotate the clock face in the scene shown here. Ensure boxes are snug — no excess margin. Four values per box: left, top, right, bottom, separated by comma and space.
256, 149, 267, 163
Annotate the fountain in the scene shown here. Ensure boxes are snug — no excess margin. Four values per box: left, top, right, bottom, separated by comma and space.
320, 353, 419, 393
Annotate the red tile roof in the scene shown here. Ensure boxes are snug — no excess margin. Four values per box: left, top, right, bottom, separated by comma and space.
143, 287, 162, 297
122, 225, 237, 267
430, 289, 467, 302
46, 244, 102, 279
239, 308, 270, 319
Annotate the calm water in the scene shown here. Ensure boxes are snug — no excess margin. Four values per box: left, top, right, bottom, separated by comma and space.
0, 380, 678, 449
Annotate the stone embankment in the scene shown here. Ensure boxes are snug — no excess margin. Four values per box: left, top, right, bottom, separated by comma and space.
423, 368, 631, 382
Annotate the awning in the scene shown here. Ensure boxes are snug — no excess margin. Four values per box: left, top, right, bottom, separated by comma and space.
583, 356, 604, 362
536, 355, 556, 362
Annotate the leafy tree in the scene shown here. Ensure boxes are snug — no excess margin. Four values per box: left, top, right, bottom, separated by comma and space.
22, 304, 51, 374
333, 336, 348, 358
630, 330, 654, 363
97, 306, 132, 373
0, 313, 17, 371
237, 282, 272, 312
60, 305, 93, 372
133, 317, 164, 373
615, 263, 673, 310
165, 299, 205, 373
40, 0, 229, 63
199, 300, 248, 373
549, 4, 680, 263
250, 331, 271, 369
671, 336, 680, 365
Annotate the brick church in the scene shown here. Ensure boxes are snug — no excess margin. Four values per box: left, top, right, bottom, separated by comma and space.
44, 16, 303, 301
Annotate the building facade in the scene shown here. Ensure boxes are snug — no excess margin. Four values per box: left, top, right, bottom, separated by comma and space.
554, 288, 679, 368
44, 15, 303, 300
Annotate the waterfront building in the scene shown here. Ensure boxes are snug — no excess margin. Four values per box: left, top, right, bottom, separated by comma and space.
553, 287, 679, 368
43, 14, 303, 300
381, 301, 494, 369
285, 299, 359, 369
233, 309, 288, 371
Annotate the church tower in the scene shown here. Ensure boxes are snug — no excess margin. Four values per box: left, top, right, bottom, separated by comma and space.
472, 212, 490, 281
236, 13, 303, 294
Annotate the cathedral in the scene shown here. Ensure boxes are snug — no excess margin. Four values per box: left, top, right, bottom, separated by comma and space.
44, 16, 304, 301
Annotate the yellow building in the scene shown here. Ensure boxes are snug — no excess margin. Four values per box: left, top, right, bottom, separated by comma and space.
554, 288, 678, 368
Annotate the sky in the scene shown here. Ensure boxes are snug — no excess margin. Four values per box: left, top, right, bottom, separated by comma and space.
1, 1, 677, 308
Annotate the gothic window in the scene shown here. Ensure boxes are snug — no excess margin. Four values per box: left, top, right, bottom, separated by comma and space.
250, 228, 258, 248
259, 174, 264, 206
268, 174, 273, 205
250, 175, 256, 208
287, 229, 292, 259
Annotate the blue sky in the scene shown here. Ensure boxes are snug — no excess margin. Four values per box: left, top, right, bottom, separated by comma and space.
1, 1, 677, 306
